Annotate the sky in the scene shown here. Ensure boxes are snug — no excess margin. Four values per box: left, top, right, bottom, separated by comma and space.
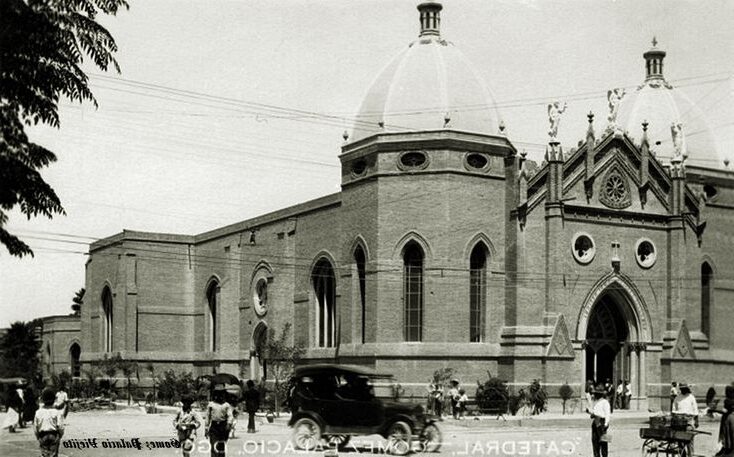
1, 0, 733, 327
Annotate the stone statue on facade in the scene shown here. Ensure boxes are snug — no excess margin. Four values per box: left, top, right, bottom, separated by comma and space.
670, 122, 686, 160
547, 101, 567, 141
606, 88, 626, 129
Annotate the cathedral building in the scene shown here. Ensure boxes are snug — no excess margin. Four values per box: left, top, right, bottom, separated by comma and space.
74, 2, 732, 410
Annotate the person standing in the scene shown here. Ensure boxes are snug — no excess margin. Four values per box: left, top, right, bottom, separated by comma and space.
448, 379, 460, 419
206, 387, 234, 457
174, 395, 202, 457
604, 379, 615, 413
432, 383, 444, 419
243, 380, 260, 434
673, 382, 699, 457
2, 388, 22, 433
23, 385, 38, 425
588, 384, 611, 457
615, 381, 624, 410
670, 382, 679, 412
716, 385, 734, 457
624, 381, 632, 410
457, 389, 469, 419
16, 382, 26, 428
54, 384, 69, 419
34, 388, 64, 457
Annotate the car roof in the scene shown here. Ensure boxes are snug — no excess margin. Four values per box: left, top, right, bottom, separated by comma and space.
294, 363, 393, 378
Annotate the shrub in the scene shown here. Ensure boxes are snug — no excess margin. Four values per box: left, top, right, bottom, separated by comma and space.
475, 372, 509, 415
156, 370, 196, 405
528, 379, 548, 415
559, 383, 574, 415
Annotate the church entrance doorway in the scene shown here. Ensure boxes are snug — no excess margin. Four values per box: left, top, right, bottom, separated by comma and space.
584, 292, 632, 388
250, 322, 268, 381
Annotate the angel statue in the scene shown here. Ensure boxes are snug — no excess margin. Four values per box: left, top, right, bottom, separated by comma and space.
670, 122, 686, 160
547, 101, 567, 140
606, 88, 626, 128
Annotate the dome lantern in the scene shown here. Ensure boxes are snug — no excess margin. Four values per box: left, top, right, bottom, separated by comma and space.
417, 2, 442, 38
643, 37, 667, 82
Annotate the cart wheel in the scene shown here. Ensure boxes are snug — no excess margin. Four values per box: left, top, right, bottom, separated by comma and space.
418, 423, 442, 453
641, 439, 659, 457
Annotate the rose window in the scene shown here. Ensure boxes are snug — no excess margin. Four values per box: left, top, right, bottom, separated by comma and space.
599, 168, 631, 209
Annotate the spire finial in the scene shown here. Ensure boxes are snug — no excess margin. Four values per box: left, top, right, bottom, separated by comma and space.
652, 36, 658, 47
642, 120, 649, 132
587, 111, 594, 124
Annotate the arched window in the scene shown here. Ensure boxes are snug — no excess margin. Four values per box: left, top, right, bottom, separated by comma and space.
470, 243, 488, 342
403, 242, 424, 342
701, 262, 713, 336
70, 343, 81, 377
354, 246, 367, 344
101, 287, 113, 352
313, 259, 336, 347
206, 281, 218, 352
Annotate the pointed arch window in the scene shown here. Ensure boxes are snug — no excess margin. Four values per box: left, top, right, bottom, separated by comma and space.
70, 343, 81, 377
206, 281, 219, 352
313, 259, 336, 347
403, 242, 424, 342
354, 246, 367, 344
701, 262, 713, 336
101, 287, 113, 352
470, 243, 488, 342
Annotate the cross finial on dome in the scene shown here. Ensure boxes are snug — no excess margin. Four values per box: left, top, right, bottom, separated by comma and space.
643, 38, 666, 81
417, 2, 442, 37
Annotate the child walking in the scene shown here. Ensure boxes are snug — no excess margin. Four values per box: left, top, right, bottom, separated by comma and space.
34, 388, 65, 457
174, 395, 202, 457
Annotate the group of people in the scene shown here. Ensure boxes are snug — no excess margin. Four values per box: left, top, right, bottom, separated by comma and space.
585, 378, 632, 412
2, 382, 69, 457
428, 379, 469, 420
173, 379, 261, 457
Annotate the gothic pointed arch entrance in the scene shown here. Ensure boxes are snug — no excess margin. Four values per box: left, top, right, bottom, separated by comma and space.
577, 273, 652, 409
250, 322, 268, 381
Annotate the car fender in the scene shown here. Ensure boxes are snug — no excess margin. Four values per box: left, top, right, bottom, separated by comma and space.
288, 410, 325, 429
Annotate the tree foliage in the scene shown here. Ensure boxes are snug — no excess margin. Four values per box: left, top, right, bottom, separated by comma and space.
72, 287, 85, 315
262, 323, 305, 415
0, 0, 128, 257
0, 320, 43, 380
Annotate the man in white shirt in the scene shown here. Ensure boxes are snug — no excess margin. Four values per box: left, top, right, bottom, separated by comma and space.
673, 382, 698, 456
589, 384, 611, 457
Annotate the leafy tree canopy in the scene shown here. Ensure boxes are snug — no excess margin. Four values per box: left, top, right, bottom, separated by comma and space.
0, 0, 128, 257
0, 320, 43, 380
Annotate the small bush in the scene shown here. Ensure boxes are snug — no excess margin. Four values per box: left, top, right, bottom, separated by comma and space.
475, 373, 509, 415
528, 379, 548, 415
156, 370, 196, 405
559, 383, 574, 415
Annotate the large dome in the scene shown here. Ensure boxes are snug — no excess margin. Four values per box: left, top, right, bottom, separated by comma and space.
350, 2, 500, 143
618, 40, 721, 169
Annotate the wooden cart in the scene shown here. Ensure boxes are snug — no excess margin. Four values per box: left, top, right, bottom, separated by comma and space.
640, 416, 711, 457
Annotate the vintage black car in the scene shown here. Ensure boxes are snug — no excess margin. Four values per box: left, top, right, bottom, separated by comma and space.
287, 364, 441, 455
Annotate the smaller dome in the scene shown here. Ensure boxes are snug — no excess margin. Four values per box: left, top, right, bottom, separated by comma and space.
618, 40, 721, 168
350, 2, 500, 142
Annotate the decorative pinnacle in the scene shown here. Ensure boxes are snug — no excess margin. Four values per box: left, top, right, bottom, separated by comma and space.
443, 112, 451, 128
377, 120, 384, 129
342, 130, 349, 142
587, 112, 594, 124
499, 119, 506, 134
652, 36, 658, 47
642, 120, 649, 132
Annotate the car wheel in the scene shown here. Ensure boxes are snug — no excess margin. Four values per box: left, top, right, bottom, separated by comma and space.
386, 420, 412, 456
325, 434, 351, 450
291, 417, 322, 451
418, 423, 442, 452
